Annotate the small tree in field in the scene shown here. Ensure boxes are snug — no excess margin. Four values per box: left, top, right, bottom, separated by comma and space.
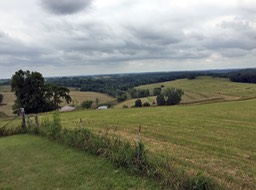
0, 94, 3, 104
164, 88, 184, 105
134, 99, 142, 107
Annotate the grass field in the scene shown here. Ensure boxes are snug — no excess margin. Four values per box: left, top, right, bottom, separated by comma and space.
1, 77, 256, 189
67, 91, 115, 107
57, 99, 256, 190
0, 135, 159, 190
115, 77, 256, 108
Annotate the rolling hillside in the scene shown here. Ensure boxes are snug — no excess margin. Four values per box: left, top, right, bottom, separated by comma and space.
115, 76, 256, 108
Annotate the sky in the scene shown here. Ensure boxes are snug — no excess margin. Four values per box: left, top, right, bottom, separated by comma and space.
0, 0, 256, 79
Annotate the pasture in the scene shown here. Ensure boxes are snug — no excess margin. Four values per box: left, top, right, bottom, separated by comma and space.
0, 135, 158, 190
59, 99, 256, 190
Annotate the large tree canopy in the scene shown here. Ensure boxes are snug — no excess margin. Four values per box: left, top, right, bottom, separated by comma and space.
11, 70, 71, 114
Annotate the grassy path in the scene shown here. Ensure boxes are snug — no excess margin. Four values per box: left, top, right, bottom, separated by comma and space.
0, 135, 159, 190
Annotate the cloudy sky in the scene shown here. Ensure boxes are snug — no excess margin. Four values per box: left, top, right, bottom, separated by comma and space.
0, 0, 256, 78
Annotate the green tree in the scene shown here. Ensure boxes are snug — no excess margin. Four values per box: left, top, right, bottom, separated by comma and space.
164, 88, 184, 105
11, 70, 46, 113
45, 84, 72, 110
134, 99, 142, 107
117, 94, 127, 102
11, 70, 71, 113
128, 88, 138, 98
81, 100, 93, 109
0, 94, 3, 104
153, 87, 161, 96
137, 89, 150, 98
156, 94, 165, 106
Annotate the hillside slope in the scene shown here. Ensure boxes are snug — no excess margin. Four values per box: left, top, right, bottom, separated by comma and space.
116, 76, 256, 108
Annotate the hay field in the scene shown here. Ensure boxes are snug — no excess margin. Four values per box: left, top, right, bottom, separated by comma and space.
59, 99, 256, 190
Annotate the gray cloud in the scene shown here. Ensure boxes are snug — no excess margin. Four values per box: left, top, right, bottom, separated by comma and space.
0, 0, 256, 78
41, 0, 91, 15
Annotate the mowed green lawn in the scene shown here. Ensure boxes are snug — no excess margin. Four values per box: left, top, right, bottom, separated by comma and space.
0, 135, 159, 190
59, 99, 256, 190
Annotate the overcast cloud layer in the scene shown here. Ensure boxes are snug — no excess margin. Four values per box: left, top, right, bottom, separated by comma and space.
0, 0, 256, 78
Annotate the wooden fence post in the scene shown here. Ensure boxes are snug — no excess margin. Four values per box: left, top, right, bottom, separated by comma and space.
21, 108, 26, 129
35, 115, 39, 126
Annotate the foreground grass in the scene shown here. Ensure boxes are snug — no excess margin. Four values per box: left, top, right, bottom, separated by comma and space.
0, 135, 159, 190
58, 99, 256, 190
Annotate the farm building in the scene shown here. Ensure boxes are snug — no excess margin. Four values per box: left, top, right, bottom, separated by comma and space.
59, 105, 76, 112
97, 106, 108, 110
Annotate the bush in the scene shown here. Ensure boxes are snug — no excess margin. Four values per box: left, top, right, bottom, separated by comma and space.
156, 94, 165, 106
153, 88, 161, 96
81, 100, 93, 109
143, 102, 150, 107
134, 99, 142, 107
117, 94, 127, 102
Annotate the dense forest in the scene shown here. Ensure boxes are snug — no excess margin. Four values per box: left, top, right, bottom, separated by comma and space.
228, 69, 256, 83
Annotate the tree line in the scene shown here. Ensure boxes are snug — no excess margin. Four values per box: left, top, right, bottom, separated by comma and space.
228, 69, 256, 83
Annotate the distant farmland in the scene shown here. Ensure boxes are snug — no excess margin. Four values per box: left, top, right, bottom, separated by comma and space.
0, 86, 115, 116
115, 76, 256, 108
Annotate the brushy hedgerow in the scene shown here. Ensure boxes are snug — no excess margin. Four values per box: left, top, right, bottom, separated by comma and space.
3, 111, 219, 190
